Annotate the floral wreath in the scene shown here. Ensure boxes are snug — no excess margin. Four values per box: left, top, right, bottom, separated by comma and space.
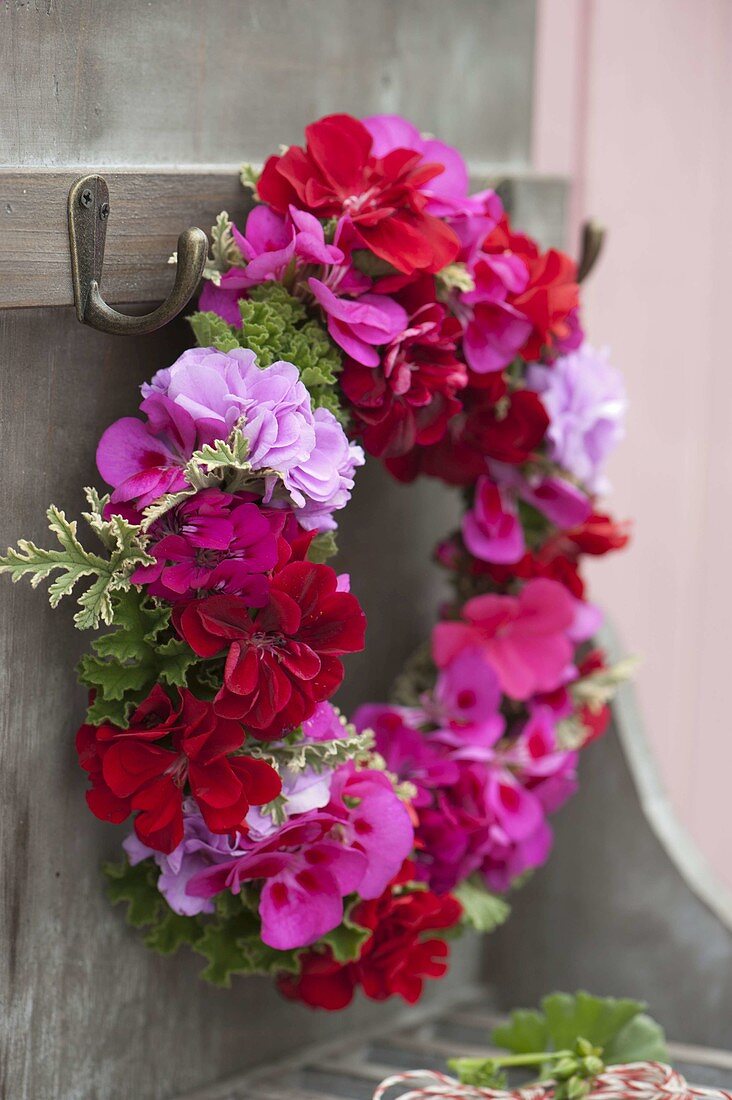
1, 114, 630, 1010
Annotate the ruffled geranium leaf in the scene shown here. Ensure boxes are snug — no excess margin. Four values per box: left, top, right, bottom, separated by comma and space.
453, 878, 511, 934
0, 505, 153, 630
319, 903, 370, 963
194, 912, 262, 987
235, 284, 347, 420
188, 310, 240, 351
78, 589, 196, 727
306, 530, 339, 564
104, 859, 162, 928
77, 654, 152, 701
144, 911, 204, 956
493, 992, 668, 1063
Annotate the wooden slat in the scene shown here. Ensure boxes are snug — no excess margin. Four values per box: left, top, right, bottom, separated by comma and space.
0, 168, 569, 312
0, 167, 252, 309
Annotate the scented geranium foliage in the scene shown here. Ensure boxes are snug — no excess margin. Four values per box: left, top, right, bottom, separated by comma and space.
0, 113, 631, 1008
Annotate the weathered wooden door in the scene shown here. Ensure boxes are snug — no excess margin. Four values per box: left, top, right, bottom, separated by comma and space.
0, 3, 551, 1098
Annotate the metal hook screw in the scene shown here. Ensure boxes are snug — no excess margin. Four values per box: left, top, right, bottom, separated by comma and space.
79, 188, 93, 209
99, 202, 110, 220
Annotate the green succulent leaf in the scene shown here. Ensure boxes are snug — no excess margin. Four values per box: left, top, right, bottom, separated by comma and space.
453, 877, 511, 934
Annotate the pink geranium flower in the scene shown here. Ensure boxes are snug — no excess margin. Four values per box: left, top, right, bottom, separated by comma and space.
462, 475, 525, 565
187, 814, 367, 949
432, 578, 576, 700
186, 765, 413, 950
308, 277, 408, 366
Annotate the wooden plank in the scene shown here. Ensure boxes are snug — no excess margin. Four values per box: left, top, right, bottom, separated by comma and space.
0, 167, 252, 309
0, 0, 537, 171
0, 168, 569, 310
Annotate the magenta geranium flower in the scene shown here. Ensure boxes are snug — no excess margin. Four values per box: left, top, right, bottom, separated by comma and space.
186, 764, 413, 950
361, 114, 478, 218
308, 277, 408, 366
186, 813, 367, 949
131, 488, 280, 602
462, 475, 525, 565
433, 578, 576, 701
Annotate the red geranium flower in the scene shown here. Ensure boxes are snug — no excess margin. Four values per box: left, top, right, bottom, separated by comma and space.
76, 685, 281, 853
562, 511, 632, 556
175, 561, 366, 738
463, 373, 550, 464
258, 114, 459, 275
482, 215, 580, 361
385, 372, 550, 485
277, 862, 463, 1010
576, 648, 612, 744
341, 279, 467, 458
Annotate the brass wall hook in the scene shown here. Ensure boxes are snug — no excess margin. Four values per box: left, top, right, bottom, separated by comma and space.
68, 174, 208, 335
577, 219, 606, 282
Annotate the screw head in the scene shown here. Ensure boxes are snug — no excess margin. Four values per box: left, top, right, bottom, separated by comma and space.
80, 188, 93, 208
99, 202, 110, 220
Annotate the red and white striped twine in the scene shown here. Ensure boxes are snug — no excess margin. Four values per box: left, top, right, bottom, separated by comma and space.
373, 1063, 732, 1100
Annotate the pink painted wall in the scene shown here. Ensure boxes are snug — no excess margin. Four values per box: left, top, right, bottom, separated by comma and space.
533, 0, 732, 889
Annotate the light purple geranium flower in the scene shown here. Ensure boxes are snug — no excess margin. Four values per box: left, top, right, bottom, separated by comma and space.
123, 804, 247, 917
98, 347, 360, 523
308, 277, 408, 367
185, 764, 413, 951
244, 766, 334, 840
141, 347, 315, 467
462, 475, 525, 565
527, 343, 626, 494
186, 812, 368, 949
130, 488, 279, 603
286, 408, 365, 531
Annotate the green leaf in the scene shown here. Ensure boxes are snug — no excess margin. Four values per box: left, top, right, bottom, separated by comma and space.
248, 724, 374, 775
144, 911, 204, 955
77, 589, 196, 727
0, 504, 154, 630
493, 992, 668, 1063
104, 859, 162, 928
188, 310, 240, 351
453, 878, 511, 934
320, 900, 370, 963
198, 211, 245, 285
306, 530, 339, 564
189, 432, 251, 474
240, 164, 261, 195
604, 1014, 668, 1064
492, 1010, 549, 1054
351, 249, 399, 278
194, 912, 263, 987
